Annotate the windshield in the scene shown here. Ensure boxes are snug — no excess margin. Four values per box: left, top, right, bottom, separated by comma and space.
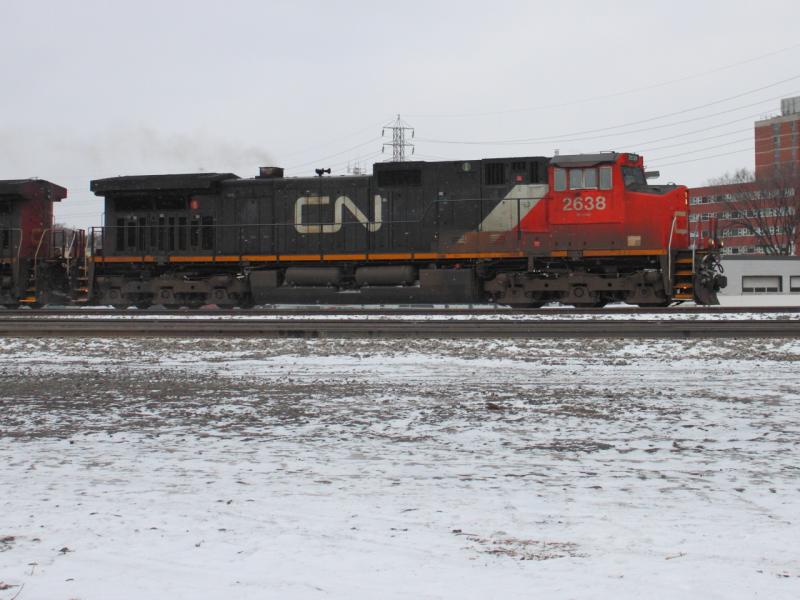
621, 166, 647, 189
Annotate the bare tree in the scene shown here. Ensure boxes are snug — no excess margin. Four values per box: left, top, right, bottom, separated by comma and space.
710, 166, 800, 255
705, 167, 755, 187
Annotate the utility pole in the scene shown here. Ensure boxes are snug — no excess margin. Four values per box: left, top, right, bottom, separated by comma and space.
382, 114, 415, 162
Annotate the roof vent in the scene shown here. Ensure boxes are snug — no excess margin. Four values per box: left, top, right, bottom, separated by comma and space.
258, 166, 284, 179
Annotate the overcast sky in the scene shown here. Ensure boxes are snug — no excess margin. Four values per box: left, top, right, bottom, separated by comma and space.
3, 0, 800, 228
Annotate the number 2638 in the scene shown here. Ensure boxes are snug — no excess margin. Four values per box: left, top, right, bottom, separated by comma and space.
562, 196, 607, 211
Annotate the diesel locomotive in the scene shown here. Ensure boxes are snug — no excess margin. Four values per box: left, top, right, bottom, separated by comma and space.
0, 179, 85, 308
1, 151, 726, 308
86, 151, 725, 308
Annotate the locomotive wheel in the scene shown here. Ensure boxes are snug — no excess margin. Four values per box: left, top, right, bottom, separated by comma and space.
135, 303, 153, 310
637, 301, 670, 308
163, 304, 182, 310
2, 304, 20, 310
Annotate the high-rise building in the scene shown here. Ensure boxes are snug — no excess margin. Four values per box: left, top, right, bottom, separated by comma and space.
688, 97, 800, 256
754, 96, 800, 178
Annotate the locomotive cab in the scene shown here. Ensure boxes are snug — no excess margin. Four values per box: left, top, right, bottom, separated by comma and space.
545, 152, 690, 252
548, 153, 625, 227
533, 152, 723, 305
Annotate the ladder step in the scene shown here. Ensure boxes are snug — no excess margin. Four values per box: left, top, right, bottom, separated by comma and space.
673, 293, 694, 300
19, 296, 37, 303
676, 258, 694, 264
675, 270, 694, 276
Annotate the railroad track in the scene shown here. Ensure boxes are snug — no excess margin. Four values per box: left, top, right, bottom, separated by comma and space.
0, 305, 799, 317
1, 317, 799, 338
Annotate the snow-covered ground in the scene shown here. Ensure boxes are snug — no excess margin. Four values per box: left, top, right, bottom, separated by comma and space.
1, 337, 799, 599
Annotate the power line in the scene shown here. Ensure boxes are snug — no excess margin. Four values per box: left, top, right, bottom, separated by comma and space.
648, 137, 753, 162
285, 137, 382, 170
624, 110, 779, 150
417, 79, 800, 146
278, 117, 391, 160
637, 127, 753, 153
650, 147, 753, 167
406, 42, 800, 119
651, 143, 793, 168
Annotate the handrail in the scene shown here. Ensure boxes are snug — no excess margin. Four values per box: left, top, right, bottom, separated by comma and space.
16, 228, 23, 264
667, 213, 677, 294
65, 229, 78, 261
32, 228, 51, 286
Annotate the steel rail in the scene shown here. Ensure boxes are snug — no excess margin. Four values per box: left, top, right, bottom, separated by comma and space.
0, 306, 799, 317
1, 318, 799, 338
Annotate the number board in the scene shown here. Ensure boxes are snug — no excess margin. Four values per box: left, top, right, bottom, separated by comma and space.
549, 191, 624, 224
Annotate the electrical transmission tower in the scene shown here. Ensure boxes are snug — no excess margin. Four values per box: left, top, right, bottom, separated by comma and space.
382, 114, 415, 162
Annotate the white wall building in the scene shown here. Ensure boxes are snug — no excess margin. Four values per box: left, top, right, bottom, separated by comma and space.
718, 256, 800, 305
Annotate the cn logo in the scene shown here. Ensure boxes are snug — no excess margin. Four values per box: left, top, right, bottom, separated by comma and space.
294, 195, 383, 234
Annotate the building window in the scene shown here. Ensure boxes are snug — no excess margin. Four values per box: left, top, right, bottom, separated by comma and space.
790, 276, 800, 293
742, 275, 782, 293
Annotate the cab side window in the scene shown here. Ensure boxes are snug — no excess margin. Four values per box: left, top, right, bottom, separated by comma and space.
569, 168, 598, 190
569, 169, 583, 189
554, 168, 567, 191
599, 166, 613, 190
621, 166, 647, 189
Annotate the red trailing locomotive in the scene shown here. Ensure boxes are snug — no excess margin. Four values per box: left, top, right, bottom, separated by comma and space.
0, 179, 85, 308
1, 151, 725, 308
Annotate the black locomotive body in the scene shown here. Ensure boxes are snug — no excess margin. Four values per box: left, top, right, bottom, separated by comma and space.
90, 157, 553, 307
